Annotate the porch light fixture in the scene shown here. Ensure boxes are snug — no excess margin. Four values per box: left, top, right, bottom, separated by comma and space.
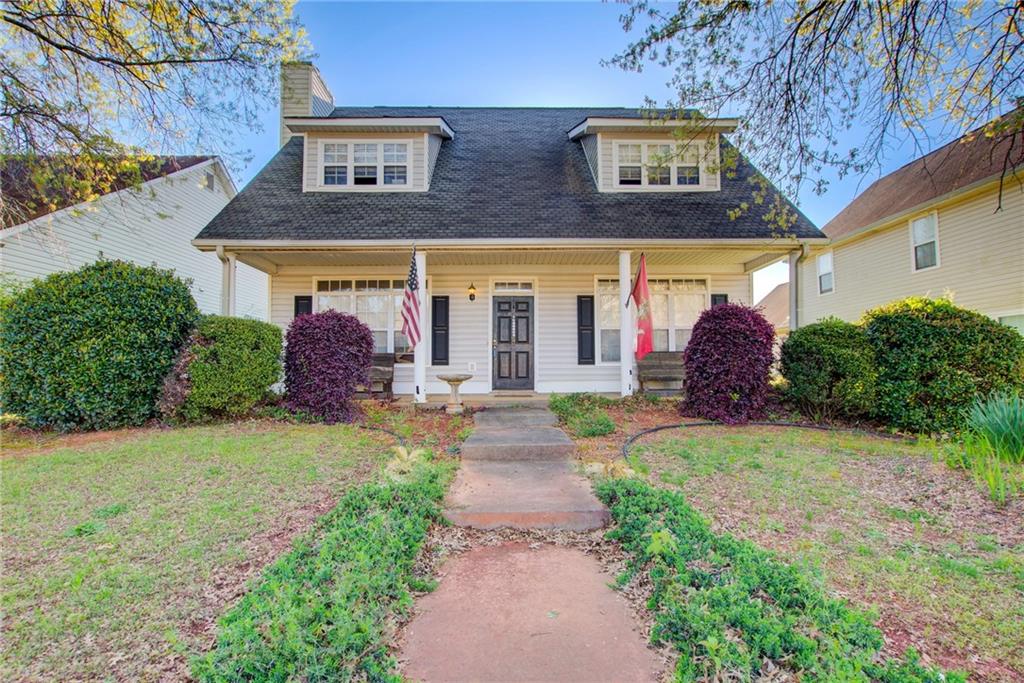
468, 283, 477, 301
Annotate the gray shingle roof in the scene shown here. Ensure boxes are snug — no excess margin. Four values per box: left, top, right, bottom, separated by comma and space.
196, 107, 821, 242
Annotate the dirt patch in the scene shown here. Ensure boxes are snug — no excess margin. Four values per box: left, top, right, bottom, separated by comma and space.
569, 398, 684, 461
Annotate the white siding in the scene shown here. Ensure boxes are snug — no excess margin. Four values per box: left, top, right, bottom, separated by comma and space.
267, 261, 752, 395
426, 134, 443, 187
580, 134, 599, 186
799, 184, 1024, 324
303, 132, 427, 192
0, 163, 267, 318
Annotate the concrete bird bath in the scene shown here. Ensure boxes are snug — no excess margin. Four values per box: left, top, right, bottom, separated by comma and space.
438, 374, 473, 414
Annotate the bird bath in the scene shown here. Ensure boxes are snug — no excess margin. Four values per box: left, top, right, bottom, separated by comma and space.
438, 374, 473, 414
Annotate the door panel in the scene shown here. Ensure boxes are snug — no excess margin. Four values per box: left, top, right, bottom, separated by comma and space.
493, 295, 534, 390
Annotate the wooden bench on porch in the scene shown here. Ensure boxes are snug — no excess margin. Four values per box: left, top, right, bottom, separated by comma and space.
637, 351, 686, 396
356, 353, 396, 401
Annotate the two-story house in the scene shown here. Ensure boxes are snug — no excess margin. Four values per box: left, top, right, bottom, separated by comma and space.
193, 62, 825, 401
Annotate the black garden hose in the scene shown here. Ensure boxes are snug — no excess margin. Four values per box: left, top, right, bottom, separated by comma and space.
356, 423, 409, 449
620, 421, 914, 459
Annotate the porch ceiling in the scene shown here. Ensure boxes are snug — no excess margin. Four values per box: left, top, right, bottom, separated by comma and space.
234, 247, 787, 271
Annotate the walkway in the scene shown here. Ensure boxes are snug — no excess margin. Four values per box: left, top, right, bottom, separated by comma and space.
399, 407, 659, 682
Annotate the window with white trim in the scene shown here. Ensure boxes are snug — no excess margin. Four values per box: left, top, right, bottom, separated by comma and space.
817, 252, 834, 294
315, 279, 411, 354
911, 214, 939, 271
597, 278, 709, 361
319, 141, 409, 188
614, 141, 704, 189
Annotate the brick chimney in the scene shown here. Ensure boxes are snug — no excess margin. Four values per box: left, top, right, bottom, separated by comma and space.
279, 62, 334, 146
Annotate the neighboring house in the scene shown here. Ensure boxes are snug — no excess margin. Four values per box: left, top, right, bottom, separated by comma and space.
1, 156, 267, 318
193, 62, 825, 400
757, 283, 790, 339
797, 119, 1024, 334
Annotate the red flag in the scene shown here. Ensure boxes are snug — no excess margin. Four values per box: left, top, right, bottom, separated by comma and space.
628, 253, 654, 360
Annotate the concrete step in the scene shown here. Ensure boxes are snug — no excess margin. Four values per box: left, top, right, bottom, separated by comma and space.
444, 461, 609, 531
460, 426, 575, 461
473, 406, 559, 429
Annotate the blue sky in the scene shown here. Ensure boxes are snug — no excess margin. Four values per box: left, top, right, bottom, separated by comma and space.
232, 1, 947, 301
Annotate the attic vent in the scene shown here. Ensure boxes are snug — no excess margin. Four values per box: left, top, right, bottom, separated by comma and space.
205, 172, 215, 191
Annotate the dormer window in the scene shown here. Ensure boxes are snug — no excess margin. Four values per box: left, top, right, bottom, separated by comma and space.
613, 140, 709, 191
318, 140, 410, 189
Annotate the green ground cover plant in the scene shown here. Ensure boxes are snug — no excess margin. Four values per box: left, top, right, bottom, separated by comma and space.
192, 458, 453, 681
597, 477, 963, 682
549, 393, 616, 437
627, 427, 1024, 679
1, 423, 390, 680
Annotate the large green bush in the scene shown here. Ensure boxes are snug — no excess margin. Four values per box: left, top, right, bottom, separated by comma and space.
780, 318, 877, 421
0, 260, 198, 430
161, 316, 282, 423
863, 297, 1024, 434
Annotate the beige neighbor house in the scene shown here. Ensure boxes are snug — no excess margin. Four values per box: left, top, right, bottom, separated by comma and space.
192, 62, 826, 401
756, 282, 790, 339
0, 157, 267, 318
796, 120, 1024, 334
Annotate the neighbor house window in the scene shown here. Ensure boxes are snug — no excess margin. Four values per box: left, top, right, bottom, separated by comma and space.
817, 252, 834, 294
596, 278, 709, 361
999, 314, 1024, 335
315, 278, 410, 353
319, 141, 409, 188
615, 141, 705, 189
911, 213, 939, 271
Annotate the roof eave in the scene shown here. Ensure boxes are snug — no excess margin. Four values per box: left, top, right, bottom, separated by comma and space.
568, 116, 741, 141
283, 116, 455, 139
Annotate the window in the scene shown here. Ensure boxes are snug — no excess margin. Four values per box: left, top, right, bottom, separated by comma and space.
615, 141, 705, 189
817, 252, 834, 294
596, 278, 709, 361
319, 140, 409, 188
999, 314, 1024, 335
493, 281, 534, 292
911, 214, 939, 271
315, 278, 411, 355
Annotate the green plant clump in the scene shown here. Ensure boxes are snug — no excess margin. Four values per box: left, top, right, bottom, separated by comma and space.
192, 459, 453, 681
162, 315, 283, 423
549, 393, 616, 437
0, 260, 199, 430
780, 318, 877, 422
967, 390, 1024, 464
862, 297, 1024, 434
596, 477, 965, 682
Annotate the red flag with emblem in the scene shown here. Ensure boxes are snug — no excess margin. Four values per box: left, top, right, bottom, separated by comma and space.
628, 253, 654, 360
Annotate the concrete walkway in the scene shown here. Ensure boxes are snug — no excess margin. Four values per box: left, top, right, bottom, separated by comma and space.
399, 408, 658, 682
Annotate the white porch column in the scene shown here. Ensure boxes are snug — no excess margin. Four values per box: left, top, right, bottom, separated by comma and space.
618, 250, 634, 396
788, 249, 800, 331
413, 249, 428, 403
217, 246, 236, 316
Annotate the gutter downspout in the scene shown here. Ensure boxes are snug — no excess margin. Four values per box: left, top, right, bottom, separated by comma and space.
216, 245, 236, 316
788, 244, 810, 331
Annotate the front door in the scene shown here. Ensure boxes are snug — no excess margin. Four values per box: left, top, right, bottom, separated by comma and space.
492, 296, 534, 390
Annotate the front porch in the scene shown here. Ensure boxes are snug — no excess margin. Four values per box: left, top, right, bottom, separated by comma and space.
212, 242, 807, 400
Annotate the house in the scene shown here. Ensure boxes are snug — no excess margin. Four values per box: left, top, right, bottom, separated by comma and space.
756, 283, 790, 338
1, 156, 267, 318
193, 62, 825, 400
797, 117, 1024, 334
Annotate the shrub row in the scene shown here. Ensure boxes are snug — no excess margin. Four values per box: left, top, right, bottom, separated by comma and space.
596, 477, 963, 682
192, 459, 451, 681
781, 298, 1024, 433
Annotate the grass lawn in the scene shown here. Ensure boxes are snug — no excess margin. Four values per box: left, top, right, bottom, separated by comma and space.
628, 426, 1024, 681
1, 421, 393, 681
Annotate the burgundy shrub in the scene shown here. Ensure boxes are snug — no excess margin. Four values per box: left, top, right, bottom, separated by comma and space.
284, 310, 375, 423
682, 303, 775, 424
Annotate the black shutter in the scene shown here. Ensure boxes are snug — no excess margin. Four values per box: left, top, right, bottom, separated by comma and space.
294, 295, 313, 317
431, 296, 449, 365
711, 293, 728, 307
577, 295, 595, 365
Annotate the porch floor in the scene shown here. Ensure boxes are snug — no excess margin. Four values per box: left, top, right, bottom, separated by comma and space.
395, 391, 619, 410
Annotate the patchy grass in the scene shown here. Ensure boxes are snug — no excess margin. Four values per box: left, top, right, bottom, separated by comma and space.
629, 426, 1024, 680
1, 422, 393, 681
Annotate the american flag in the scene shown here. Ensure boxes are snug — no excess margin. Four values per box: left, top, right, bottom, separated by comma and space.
401, 248, 421, 348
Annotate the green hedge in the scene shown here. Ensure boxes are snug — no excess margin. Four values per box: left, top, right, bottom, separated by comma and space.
169, 316, 282, 422
780, 318, 877, 421
0, 260, 198, 430
192, 460, 452, 681
863, 297, 1024, 434
597, 477, 963, 682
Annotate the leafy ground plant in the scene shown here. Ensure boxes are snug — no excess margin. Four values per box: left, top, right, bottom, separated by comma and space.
192, 458, 453, 681
549, 393, 616, 437
597, 477, 963, 681
967, 390, 1024, 464
2, 423, 389, 680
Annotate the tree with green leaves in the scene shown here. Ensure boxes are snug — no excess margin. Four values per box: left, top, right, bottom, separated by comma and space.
611, 0, 1023, 210
1, 0, 306, 227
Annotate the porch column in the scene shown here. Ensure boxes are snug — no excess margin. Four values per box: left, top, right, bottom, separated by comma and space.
414, 249, 428, 403
788, 250, 800, 331
618, 250, 634, 396
217, 246, 236, 317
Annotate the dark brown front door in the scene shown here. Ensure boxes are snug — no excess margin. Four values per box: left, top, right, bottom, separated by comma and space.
493, 296, 534, 390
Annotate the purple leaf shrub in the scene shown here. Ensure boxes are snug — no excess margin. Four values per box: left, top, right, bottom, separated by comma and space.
682, 303, 775, 424
284, 311, 375, 423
